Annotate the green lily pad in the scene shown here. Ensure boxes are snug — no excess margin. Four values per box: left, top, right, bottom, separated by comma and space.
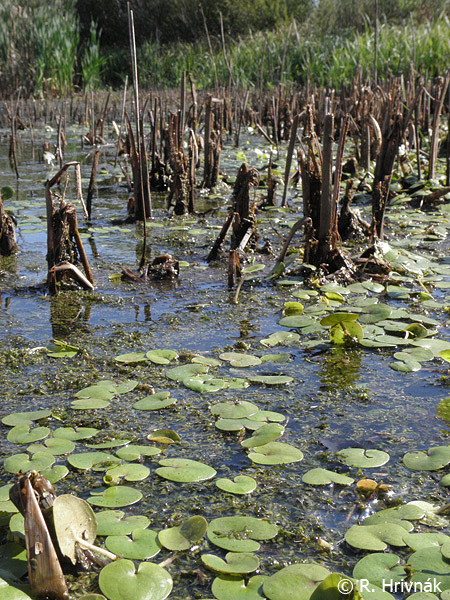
166, 363, 208, 381
219, 352, 262, 367
330, 320, 364, 345
320, 312, 359, 326
105, 529, 161, 560
336, 448, 390, 468
155, 458, 216, 482
211, 401, 259, 419
53, 427, 99, 440
260, 353, 291, 363
241, 423, 285, 448
114, 352, 148, 364
133, 392, 176, 410
191, 355, 222, 367
27, 437, 75, 456
88, 486, 143, 508
202, 552, 260, 574
104, 463, 150, 483
248, 442, 303, 465
310, 574, 362, 600
115, 445, 161, 461
283, 302, 304, 316
74, 384, 116, 400
359, 304, 392, 324
7, 424, 50, 445
352, 553, 405, 589
247, 375, 294, 385
260, 331, 300, 347
403, 446, 450, 471
0, 578, 33, 600
278, 315, 314, 328
212, 575, 268, 600
0, 542, 28, 579
362, 504, 425, 526
40, 464, 69, 484
437, 398, 450, 421
86, 439, 132, 450
147, 430, 181, 444
99, 559, 172, 600
409, 547, 450, 590
403, 532, 450, 551
4, 452, 55, 473
345, 523, 408, 551
207, 516, 278, 552
242, 263, 266, 274
96, 510, 150, 536
68, 452, 121, 471
389, 359, 422, 372
158, 515, 208, 550
215, 418, 247, 432
183, 375, 227, 392
2, 409, 51, 427
216, 475, 257, 495
71, 397, 111, 409
441, 473, 450, 487
302, 468, 354, 486
145, 349, 178, 365
263, 563, 331, 600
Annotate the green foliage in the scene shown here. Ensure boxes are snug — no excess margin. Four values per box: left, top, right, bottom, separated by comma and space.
81, 21, 106, 90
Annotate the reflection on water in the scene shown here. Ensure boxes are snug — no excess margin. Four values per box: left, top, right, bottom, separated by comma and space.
50, 292, 93, 338
319, 347, 362, 390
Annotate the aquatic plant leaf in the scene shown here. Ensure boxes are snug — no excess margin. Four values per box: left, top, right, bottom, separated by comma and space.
260, 353, 291, 363
219, 352, 262, 367
158, 516, 207, 550
212, 574, 267, 600
147, 430, 181, 444
241, 423, 284, 448
302, 468, 354, 486
53, 427, 99, 440
207, 516, 277, 553
145, 349, 178, 365
216, 476, 257, 495
104, 463, 150, 483
352, 553, 404, 589
441, 473, 450, 487
403, 532, 450, 551
74, 384, 116, 400
105, 529, 161, 560
27, 437, 75, 455
0, 577, 33, 600
68, 452, 120, 471
114, 352, 147, 363
389, 359, 422, 372
403, 446, 450, 470
362, 504, 425, 526
215, 419, 247, 432
40, 465, 69, 484
53, 495, 97, 565
278, 315, 314, 328
155, 458, 216, 482
115, 445, 161, 461
358, 304, 392, 324
407, 500, 449, 528
0, 542, 28, 579
409, 547, 450, 590
283, 302, 304, 316
394, 347, 434, 362
183, 375, 226, 392
2, 410, 51, 427
88, 486, 143, 508
336, 448, 390, 468
250, 410, 286, 423
263, 563, 331, 600
202, 552, 260, 574
410, 338, 450, 357
248, 442, 303, 465
113, 380, 139, 394
133, 392, 176, 410
320, 312, 359, 327
99, 559, 172, 600
242, 264, 266, 274
310, 574, 362, 600
345, 523, 408, 551
7, 424, 50, 444
191, 355, 222, 367
211, 401, 259, 419
1, 186, 14, 200
86, 439, 132, 450
4, 452, 55, 473
71, 398, 111, 409
260, 331, 300, 347
166, 363, 208, 381
96, 511, 150, 536
330, 321, 364, 345
247, 375, 293, 385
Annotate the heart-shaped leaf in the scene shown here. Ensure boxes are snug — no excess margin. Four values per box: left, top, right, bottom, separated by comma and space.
53, 427, 99, 440
345, 523, 408, 551
336, 448, 390, 468
115, 445, 161, 461
2, 409, 51, 427
105, 529, 161, 560
7, 424, 50, 444
211, 574, 268, 600
145, 350, 178, 365
133, 392, 176, 410
248, 442, 303, 465
211, 401, 259, 419
302, 468, 354, 486
219, 352, 262, 368
202, 552, 260, 575
158, 516, 207, 550
4, 452, 55, 473
216, 476, 257, 495
87, 486, 143, 508
207, 516, 278, 552
104, 463, 150, 483
53, 495, 97, 564
241, 423, 284, 448
403, 446, 450, 471
96, 510, 150, 536
99, 559, 172, 600
155, 458, 216, 482
263, 563, 331, 600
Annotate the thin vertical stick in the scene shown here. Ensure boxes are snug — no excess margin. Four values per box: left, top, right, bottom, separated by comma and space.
319, 112, 334, 242
86, 149, 100, 220
180, 71, 186, 146
219, 12, 234, 89
281, 113, 299, 207
374, 0, 378, 88
429, 72, 449, 180
114, 75, 128, 167
234, 90, 249, 147
447, 84, 450, 186
200, 5, 218, 89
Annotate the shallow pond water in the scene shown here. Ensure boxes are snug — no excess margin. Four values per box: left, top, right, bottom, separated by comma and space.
1, 121, 450, 599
